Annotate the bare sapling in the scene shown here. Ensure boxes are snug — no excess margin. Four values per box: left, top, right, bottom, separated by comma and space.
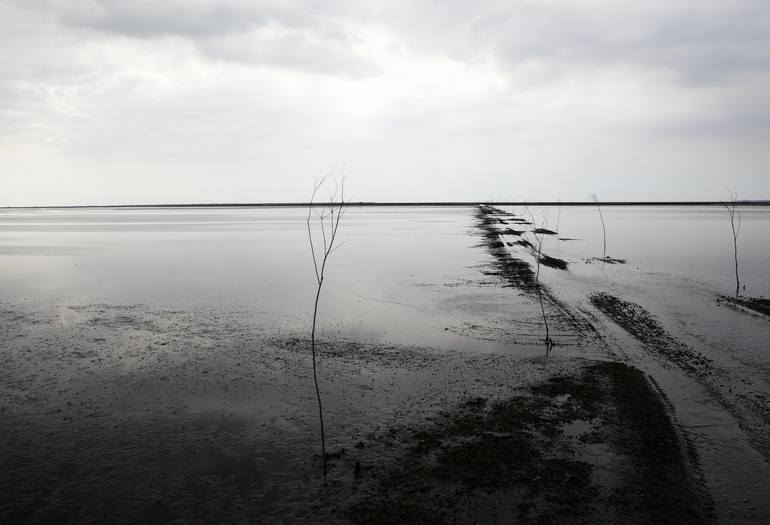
723, 190, 742, 297
589, 193, 607, 259
528, 209, 554, 355
306, 174, 346, 476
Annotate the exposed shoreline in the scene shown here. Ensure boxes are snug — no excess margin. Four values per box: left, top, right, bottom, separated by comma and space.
1, 205, 768, 523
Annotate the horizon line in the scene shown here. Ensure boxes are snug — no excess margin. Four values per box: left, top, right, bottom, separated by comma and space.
2, 199, 770, 210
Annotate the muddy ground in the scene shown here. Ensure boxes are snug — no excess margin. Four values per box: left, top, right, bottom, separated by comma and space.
0, 301, 712, 524
1, 204, 764, 524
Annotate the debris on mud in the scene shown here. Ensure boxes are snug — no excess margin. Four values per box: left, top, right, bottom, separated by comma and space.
589, 292, 713, 375
585, 256, 627, 264
718, 296, 770, 319
538, 254, 569, 270
339, 361, 713, 525
532, 227, 558, 235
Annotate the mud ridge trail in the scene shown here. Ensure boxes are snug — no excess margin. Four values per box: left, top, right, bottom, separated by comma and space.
474, 206, 600, 348
590, 291, 770, 467
589, 292, 714, 376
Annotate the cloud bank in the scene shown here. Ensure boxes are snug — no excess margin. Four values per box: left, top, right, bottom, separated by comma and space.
1, 0, 769, 205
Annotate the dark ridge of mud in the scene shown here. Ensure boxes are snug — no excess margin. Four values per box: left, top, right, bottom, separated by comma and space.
558, 237, 578, 241
719, 296, 770, 318
500, 228, 525, 236
585, 256, 626, 264
340, 361, 713, 525
538, 254, 569, 270
533, 228, 557, 235
478, 205, 507, 214
606, 364, 714, 524
589, 292, 713, 375
475, 207, 598, 340
475, 208, 537, 290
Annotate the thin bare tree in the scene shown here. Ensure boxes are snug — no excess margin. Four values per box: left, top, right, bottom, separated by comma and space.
306, 174, 346, 476
527, 209, 554, 355
723, 190, 742, 297
589, 193, 606, 259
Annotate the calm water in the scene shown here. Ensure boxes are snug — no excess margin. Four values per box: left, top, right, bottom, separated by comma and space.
535, 204, 770, 298
0, 205, 768, 337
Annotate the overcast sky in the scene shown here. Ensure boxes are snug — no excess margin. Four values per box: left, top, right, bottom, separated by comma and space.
1, 1, 769, 205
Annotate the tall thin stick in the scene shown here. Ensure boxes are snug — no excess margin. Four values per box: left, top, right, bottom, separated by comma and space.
306, 174, 346, 476
589, 193, 606, 259
527, 209, 554, 355
723, 190, 741, 297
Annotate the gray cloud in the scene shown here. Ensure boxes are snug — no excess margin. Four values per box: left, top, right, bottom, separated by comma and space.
10, 0, 374, 75
374, 1, 770, 84
39, 0, 304, 38
1, 0, 769, 204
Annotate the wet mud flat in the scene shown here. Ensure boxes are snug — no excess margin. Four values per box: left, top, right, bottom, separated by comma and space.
0, 301, 712, 524
718, 296, 770, 318
590, 291, 770, 463
332, 361, 712, 525
4, 204, 763, 524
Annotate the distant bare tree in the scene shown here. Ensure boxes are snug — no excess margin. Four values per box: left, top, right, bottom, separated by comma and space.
589, 193, 606, 259
527, 209, 554, 355
723, 190, 742, 297
306, 174, 346, 475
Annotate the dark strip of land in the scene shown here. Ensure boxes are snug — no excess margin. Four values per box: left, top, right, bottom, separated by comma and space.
3, 200, 769, 210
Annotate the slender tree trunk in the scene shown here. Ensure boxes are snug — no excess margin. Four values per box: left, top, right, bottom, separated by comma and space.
535, 254, 551, 353
597, 205, 606, 259
724, 194, 741, 297
310, 277, 327, 475
589, 194, 606, 260
731, 214, 740, 297
528, 209, 552, 355
306, 174, 345, 477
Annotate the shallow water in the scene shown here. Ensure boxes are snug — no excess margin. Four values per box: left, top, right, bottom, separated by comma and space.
526, 204, 770, 298
1, 204, 767, 313
0, 204, 768, 357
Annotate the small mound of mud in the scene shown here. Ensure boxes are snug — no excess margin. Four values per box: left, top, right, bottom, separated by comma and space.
538, 254, 568, 270
585, 256, 626, 264
589, 292, 712, 375
718, 296, 770, 318
533, 228, 557, 235
341, 361, 712, 525
478, 205, 507, 215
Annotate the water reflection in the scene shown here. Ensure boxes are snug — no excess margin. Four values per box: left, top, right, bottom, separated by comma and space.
1, 205, 768, 347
